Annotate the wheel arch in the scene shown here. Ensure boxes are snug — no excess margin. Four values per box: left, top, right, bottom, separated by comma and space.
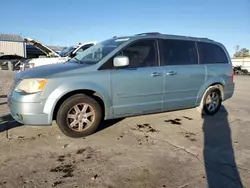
52, 89, 105, 121
43, 81, 113, 123
209, 83, 224, 100
196, 78, 225, 105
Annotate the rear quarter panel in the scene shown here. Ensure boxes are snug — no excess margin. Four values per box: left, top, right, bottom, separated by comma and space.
195, 42, 234, 105
196, 63, 234, 105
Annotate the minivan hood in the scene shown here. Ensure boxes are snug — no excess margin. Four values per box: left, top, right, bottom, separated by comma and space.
16, 62, 90, 79
24, 38, 60, 57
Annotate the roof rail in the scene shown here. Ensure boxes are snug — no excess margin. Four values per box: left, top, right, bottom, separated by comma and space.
158, 34, 214, 41
135, 32, 161, 36
185, 36, 214, 41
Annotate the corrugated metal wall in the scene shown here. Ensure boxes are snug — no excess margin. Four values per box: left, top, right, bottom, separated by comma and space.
0, 41, 25, 57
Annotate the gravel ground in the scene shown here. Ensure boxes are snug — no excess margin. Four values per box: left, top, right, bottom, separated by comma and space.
0, 71, 249, 188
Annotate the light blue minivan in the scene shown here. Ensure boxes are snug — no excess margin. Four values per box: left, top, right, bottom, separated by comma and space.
7, 32, 234, 137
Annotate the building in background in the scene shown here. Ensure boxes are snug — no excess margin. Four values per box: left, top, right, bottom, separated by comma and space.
0, 33, 64, 59
0, 33, 64, 71
0, 33, 25, 57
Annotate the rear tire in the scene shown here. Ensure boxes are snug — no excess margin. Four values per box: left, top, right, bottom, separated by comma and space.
197, 86, 222, 115
56, 94, 102, 138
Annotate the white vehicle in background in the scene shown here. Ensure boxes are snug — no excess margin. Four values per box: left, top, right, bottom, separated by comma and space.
19, 38, 97, 71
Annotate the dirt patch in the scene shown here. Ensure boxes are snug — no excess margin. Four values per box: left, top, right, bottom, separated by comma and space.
165, 118, 182, 125
183, 116, 193, 120
190, 138, 197, 142
76, 148, 86, 154
57, 155, 65, 162
0, 181, 7, 185
50, 147, 96, 183
91, 174, 99, 180
183, 132, 196, 136
137, 136, 148, 145
182, 132, 197, 142
50, 164, 75, 178
74, 147, 96, 161
135, 123, 158, 133
117, 133, 125, 140
52, 180, 63, 187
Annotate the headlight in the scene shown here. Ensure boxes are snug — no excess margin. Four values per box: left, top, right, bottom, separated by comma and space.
15, 79, 47, 94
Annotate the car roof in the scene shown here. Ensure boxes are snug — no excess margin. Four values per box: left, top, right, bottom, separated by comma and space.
113, 32, 216, 43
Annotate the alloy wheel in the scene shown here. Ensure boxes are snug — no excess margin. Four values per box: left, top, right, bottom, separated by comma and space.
66, 103, 95, 132
205, 91, 220, 113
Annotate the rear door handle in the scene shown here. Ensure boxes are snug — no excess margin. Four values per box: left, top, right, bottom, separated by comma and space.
166, 71, 177, 76
151, 72, 162, 77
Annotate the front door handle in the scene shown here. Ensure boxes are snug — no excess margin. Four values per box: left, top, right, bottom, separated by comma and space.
166, 71, 177, 76
151, 72, 162, 77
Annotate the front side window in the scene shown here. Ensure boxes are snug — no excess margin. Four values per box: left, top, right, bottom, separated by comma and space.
198, 42, 228, 64
119, 39, 158, 68
160, 39, 198, 66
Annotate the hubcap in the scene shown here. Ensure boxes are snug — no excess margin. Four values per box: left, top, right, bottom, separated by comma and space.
66, 103, 95, 132
206, 91, 220, 112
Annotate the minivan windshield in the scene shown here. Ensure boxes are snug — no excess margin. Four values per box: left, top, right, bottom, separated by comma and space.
72, 38, 130, 64
59, 46, 76, 57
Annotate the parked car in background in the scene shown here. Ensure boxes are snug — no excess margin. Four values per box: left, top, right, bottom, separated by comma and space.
19, 38, 97, 71
233, 65, 249, 75
8, 32, 234, 138
0, 55, 25, 71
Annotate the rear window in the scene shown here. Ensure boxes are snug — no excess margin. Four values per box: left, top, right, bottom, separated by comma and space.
198, 42, 228, 64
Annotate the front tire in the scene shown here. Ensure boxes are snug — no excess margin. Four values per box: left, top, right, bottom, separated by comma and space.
198, 86, 222, 115
56, 94, 102, 138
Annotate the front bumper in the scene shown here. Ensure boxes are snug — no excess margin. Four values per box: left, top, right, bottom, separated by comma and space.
7, 92, 52, 126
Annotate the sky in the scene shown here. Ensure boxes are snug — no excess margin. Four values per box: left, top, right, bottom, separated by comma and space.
1, 0, 250, 57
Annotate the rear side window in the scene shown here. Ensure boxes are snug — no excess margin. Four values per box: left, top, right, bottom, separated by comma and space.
198, 42, 228, 64
160, 39, 198, 66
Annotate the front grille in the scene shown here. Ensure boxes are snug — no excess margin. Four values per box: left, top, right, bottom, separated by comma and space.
20, 65, 25, 71
19, 62, 26, 72
19, 59, 31, 72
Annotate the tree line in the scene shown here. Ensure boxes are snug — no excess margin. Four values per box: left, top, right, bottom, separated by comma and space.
234, 45, 250, 58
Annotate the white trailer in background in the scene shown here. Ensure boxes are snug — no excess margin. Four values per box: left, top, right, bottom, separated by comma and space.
231, 57, 250, 72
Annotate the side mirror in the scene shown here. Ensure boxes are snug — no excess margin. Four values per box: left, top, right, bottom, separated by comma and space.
70, 53, 76, 58
113, 56, 129, 67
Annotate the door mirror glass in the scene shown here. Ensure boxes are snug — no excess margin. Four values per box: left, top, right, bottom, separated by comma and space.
113, 56, 129, 67
70, 52, 76, 58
